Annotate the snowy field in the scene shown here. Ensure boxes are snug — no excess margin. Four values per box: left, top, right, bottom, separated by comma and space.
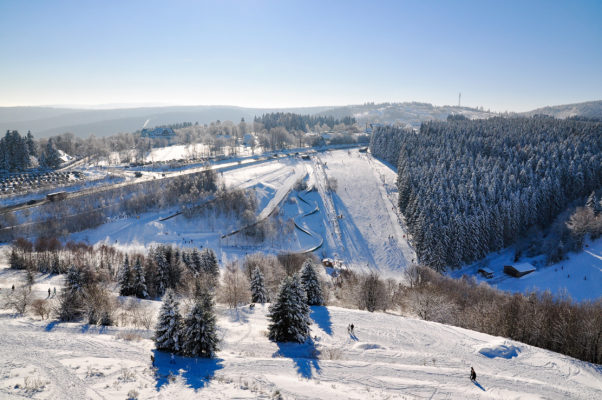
0, 291, 600, 399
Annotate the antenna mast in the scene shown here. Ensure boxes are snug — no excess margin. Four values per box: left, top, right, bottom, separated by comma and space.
458, 92, 461, 107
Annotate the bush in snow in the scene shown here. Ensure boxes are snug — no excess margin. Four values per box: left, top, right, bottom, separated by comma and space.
82, 284, 116, 326
243, 253, 286, 300
250, 266, 269, 304
182, 288, 219, 358
268, 275, 311, 343
358, 272, 387, 312
155, 289, 183, 353
300, 260, 323, 306
220, 262, 250, 308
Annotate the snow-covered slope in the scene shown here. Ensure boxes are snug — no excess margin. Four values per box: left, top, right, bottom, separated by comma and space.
1, 302, 600, 399
70, 150, 415, 276
451, 237, 602, 302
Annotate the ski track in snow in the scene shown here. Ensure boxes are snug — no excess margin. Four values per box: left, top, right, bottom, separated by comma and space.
0, 304, 600, 399
314, 151, 415, 274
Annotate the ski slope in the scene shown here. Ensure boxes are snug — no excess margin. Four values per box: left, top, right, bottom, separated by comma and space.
310, 151, 415, 274
69, 150, 415, 276
0, 303, 600, 399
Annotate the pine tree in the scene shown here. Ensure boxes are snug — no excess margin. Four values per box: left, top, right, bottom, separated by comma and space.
42, 138, 61, 169
190, 248, 202, 273
132, 257, 148, 299
201, 248, 219, 277
182, 289, 219, 358
268, 275, 311, 343
118, 255, 132, 296
155, 289, 183, 352
153, 247, 169, 296
250, 267, 269, 304
9, 247, 24, 269
299, 260, 323, 306
66, 265, 83, 294
26, 131, 36, 157
586, 192, 597, 210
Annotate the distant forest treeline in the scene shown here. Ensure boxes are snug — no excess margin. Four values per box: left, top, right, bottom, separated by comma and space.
2, 112, 360, 171
1, 130, 62, 172
370, 116, 602, 270
254, 112, 356, 132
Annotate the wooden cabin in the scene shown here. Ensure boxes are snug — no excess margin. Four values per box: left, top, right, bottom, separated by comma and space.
477, 267, 494, 279
503, 263, 535, 278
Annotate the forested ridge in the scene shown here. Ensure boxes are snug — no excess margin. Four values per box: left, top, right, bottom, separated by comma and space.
370, 116, 602, 270
254, 112, 356, 132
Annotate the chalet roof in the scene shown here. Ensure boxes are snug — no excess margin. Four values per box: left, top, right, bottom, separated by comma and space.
511, 263, 536, 273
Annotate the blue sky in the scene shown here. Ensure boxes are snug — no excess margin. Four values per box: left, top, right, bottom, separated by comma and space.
0, 0, 600, 111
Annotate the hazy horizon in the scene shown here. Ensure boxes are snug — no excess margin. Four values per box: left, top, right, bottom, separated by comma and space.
1, 0, 601, 112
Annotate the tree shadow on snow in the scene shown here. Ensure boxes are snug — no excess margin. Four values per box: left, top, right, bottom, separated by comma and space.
472, 380, 486, 391
227, 306, 252, 324
330, 195, 377, 267
44, 320, 59, 331
310, 306, 333, 336
273, 340, 321, 379
153, 350, 224, 390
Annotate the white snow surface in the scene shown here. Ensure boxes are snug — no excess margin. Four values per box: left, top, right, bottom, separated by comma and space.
70, 150, 416, 276
452, 237, 602, 302
0, 297, 600, 399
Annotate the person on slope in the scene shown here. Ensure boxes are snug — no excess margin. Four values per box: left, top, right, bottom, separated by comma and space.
470, 367, 477, 381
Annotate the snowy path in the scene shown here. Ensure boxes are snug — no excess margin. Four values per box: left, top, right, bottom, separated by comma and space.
315, 151, 415, 274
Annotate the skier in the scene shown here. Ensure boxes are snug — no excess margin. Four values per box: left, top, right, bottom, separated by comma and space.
11, 284, 14, 292
470, 367, 477, 381
48, 288, 51, 297
350, 323, 354, 335
53, 287, 56, 296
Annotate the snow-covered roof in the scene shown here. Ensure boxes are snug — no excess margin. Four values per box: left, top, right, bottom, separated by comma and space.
512, 263, 536, 273
478, 267, 494, 274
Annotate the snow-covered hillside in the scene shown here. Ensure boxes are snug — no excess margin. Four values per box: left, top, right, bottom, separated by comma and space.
1, 297, 600, 399
451, 237, 602, 302
71, 149, 415, 275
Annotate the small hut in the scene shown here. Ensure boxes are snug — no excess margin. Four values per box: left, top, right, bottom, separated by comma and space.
503, 263, 535, 278
477, 267, 494, 279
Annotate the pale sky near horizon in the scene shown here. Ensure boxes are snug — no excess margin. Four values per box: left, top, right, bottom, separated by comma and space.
0, 0, 600, 112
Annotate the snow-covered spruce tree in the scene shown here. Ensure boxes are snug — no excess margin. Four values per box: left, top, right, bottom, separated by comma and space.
190, 248, 202, 273
41, 138, 61, 169
132, 257, 148, 299
201, 248, 219, 277
57, 265, 85, 321
250, 266, 269, 304
300, 260, 323, 306
182, 288, 219, 358
118, 255, 132, 296
153, 247, 169, 297
65, 265, 84, 294
155, 289, 183, 353
268, 275, 311, 343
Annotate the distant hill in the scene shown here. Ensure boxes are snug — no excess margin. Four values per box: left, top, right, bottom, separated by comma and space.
521, 100, 602, 119
0, 105, 334, 138
2, 100, 600, 138
320, 102, 497, 128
